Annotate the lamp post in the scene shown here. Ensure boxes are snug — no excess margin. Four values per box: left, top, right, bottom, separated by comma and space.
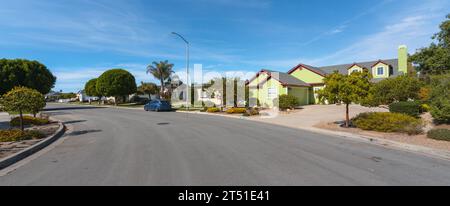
171, 32, 190, 110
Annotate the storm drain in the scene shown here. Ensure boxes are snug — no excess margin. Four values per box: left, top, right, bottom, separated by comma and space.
157, 122, 170, 126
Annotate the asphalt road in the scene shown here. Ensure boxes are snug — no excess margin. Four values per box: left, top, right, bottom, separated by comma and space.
1, 104, 450, 186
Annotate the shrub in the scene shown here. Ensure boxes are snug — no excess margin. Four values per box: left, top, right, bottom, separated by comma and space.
370, 75, 423, 105
418, 86, 431, 102
421, 104, 431, 112
10, 116, 49, 127
352, 112, 424, 135
427, 129, 450, 141
429, 73, 450, 123
243, 108, 260, 116
389, 101, 423, 117
226, 108, 247, 114
207, 107, 221, 113
0, 129, 46, 142
277, 94, 299, 110
430, 98, 450, 124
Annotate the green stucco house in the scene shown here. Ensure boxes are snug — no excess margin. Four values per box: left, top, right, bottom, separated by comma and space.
246, 45, 412, 108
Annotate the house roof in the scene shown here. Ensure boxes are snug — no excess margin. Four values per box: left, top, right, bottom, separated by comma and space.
247, 59, 402, 87
318, 59, 400, 76
289, 59, 401, 77
287, 64, 327, 76
247, 69, 311, 87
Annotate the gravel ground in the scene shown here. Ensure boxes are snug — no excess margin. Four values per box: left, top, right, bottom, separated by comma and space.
251, 105, 450, 151
0, 123, 60, 159
316, 122, 450, 151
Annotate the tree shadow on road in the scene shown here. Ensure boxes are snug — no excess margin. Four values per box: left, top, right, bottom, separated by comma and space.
44, 107, 105, 111
64, 120, 87, 125
68, 129, 102, 136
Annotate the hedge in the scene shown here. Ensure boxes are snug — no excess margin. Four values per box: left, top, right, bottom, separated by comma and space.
389, 101, 423, 118
226, 108, 247, 114
10, 116, 49, 127
427, 129, 450, 141
352, 112, 424, 135
278, 94, 299, 110
207, 107, 221, 113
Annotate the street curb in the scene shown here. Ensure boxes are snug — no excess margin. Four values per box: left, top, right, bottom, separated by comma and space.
177, 110, 450, 161
175, 110, 251, 120
0, 119, 66, 170
297, 126, 450, 161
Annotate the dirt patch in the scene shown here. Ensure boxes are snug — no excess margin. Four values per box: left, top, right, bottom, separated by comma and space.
0, 123, 60, 159
315, 121, 450, 151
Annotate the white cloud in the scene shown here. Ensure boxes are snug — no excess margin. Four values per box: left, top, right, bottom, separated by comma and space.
308, 14, 441, 66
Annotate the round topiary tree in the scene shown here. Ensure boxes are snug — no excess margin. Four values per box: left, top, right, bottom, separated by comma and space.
84, 78, 101, 104
96, 69, 137, 105
0, 87, 46, 131
0, 59, 56, 95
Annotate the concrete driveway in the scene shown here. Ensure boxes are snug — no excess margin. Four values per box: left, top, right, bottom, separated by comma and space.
253, 104, 388, 128
1, 104, 450, 186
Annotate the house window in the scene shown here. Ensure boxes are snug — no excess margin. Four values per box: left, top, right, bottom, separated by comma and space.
377, 67, 384, 75
268, 88, 277, 100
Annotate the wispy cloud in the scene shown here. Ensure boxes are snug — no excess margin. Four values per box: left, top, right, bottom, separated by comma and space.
307, 15, 438, 66
297, 0, 394, 47
245, 0, 450, 69
0, 0, 182, 59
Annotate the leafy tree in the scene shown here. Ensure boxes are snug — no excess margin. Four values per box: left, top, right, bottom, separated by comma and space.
368, 75, 423, 106
0, 59, 57, 95
146, 61, 174, 99
317, 71, 373, 127
84, 78, 101, 103
96, 69, 137, 105
411, 14, 450, 75
137, 82, 158, 100
0, 87, 46, 131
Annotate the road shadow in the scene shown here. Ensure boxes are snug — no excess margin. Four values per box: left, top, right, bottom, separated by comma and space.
44, 106, 105, 111
68, 129, 102, 136
44, 111, 71, 116
64, 120, 87, 125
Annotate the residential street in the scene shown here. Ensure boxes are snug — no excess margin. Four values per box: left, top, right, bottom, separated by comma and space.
1, 104, 450, 186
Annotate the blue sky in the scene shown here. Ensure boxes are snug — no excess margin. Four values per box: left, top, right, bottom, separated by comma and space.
1, 0, 449, 92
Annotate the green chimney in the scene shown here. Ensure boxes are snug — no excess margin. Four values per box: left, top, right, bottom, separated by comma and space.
398, 45, 408, 74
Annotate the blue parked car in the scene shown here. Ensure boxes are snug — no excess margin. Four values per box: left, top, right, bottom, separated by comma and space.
144, 100, 172, 112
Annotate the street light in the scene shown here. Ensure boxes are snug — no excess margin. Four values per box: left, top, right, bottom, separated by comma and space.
171, 32, 190, 110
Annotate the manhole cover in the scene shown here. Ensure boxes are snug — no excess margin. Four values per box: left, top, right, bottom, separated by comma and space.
157, 122, 170, 125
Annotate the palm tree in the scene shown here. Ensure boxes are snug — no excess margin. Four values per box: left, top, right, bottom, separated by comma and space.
146, 60, 174, 99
